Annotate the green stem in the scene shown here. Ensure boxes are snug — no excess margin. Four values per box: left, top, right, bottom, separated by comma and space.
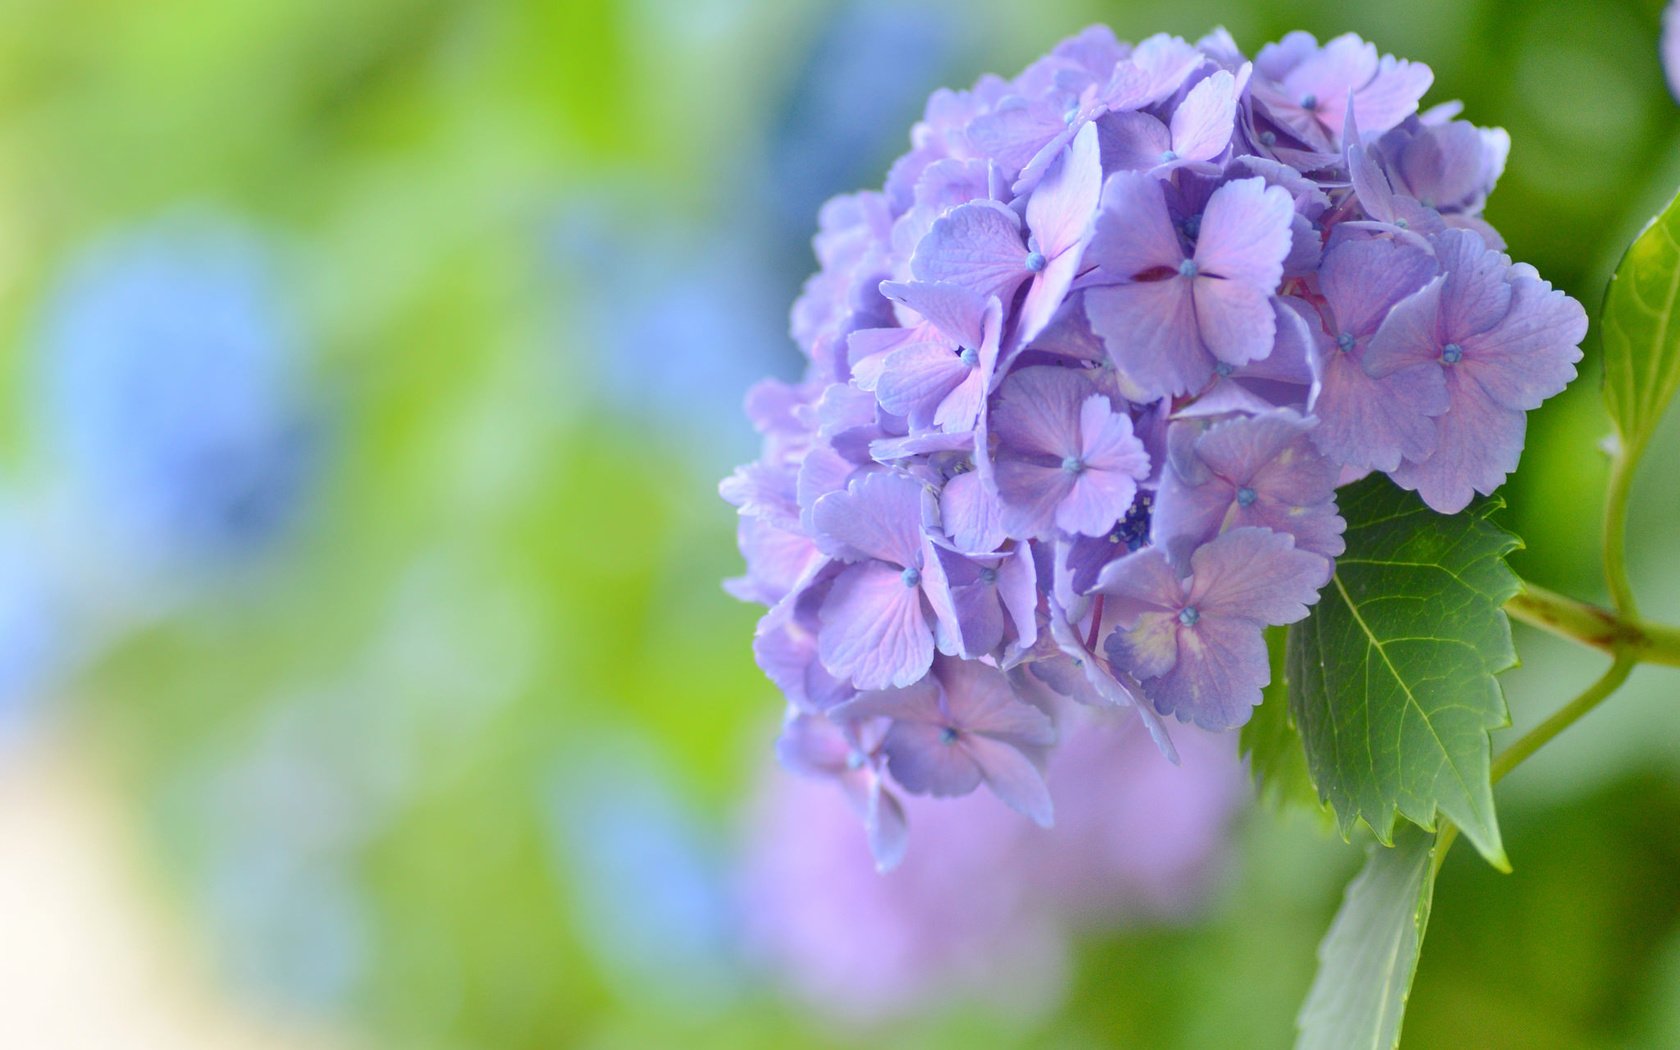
1604, 450, 1640, 617
1505, 580, 1680, 667
1490, 657, 1637, 784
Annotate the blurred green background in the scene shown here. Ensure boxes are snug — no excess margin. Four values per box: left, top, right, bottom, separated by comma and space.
1, 0, 1678, 1047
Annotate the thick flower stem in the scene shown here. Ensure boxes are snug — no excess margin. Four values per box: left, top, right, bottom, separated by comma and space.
1504, 579, 1680, 668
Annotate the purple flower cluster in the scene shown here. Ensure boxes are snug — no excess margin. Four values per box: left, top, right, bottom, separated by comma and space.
722, 26, 1585, 867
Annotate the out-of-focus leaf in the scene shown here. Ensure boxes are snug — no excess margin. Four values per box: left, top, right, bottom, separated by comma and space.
1239, 626, 1323, 816
1602, 184, 1680, 464
1296, 826, 1439, 1050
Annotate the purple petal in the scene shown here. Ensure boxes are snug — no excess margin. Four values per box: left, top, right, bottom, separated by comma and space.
1025, 120, 1101, 258
810, 471, 927, 567
1092, 545, 1184, 618
1390, 374, 1526, 514
1193, 176, 1293, 290
1459, 273, 1585, 412
864, 782, 908, 873
1096, 110, 1173, 172
938, 656, 1056, 745
818, 561, 935, 689
1145, 615, 1269, 730
910, 200, 1030, 302
1186, 527, 1325, 625
990, 365, 1091, 458
1055, 397, 1147, 537
965, 735, 1055, 827
1087, 171, 1185, 277
1169, 69, 1238, 161
1192, 275, 1277, 367
996, 459, 1077, 540
997, 544, 1040, 655
1318, 238, 1439, 341
939, 469, 1006, 554
1105, 609, 1182, 681
882, 720, 983, 797
1086, 278, 1213, 398
879, 280, 989, 350
1309, 348, 1446, 471
830, 676, 943, 724
1434, 228, 1513, 339
875, 342, 970, 426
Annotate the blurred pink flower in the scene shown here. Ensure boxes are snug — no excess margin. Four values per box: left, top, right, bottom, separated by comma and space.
736, 708, 1247, 1023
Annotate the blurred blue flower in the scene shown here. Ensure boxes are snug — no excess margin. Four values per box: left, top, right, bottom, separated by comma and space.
763, 0, 956, 239
35, 211, 320, 574
543, 738, 744, 1011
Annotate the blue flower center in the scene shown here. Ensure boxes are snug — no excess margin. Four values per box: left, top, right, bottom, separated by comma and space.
1441, 342, 1463, 364
1337, 331, 1356, 353
1300, 93, 1318, 110
1063, 106, 1079, 125
1259, 130, 1277, 146
1178, 258, 1199, 279
1236, 486, 1257, 507
1062, 455, 1085, 474
846, 750, 865, 770
959, 345, 979, 366
1179, 606, 1201, 627
979, 567, 998, 584
1214, 361, 1234, 377
1159, 149, 1179, 163
939, 726, 960, 745
1182, 215, 1202, 239
901, 566, 921, 588
1394, 218, 1409, 230
1025, 250, 1046, 273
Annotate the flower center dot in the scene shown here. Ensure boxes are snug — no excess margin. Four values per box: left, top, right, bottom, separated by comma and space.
1441, 343, 1463, 364
1061, 455, 1085, 474
979, 567, 998, 584
846, 751, 865, 770
1025, 250, 1046, 273
1300, 93, 1318, 110
1337, 332, 1355, 353
1178, 258, 1199, 278
1214, 361, 1234, 377
901, 566, 921, 588
1259, 131, 1277, 146
1236, 486, 1257, 507
940, 726, 960, 745
1182, 215, 1202, 239
1159, 149, 1179, 163
1395, 218, 1409, 230
1179, 606, 1201, 627
959, 345, 979, 366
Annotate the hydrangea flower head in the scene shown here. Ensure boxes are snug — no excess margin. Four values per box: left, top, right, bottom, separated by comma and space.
723, 25, 1584, 867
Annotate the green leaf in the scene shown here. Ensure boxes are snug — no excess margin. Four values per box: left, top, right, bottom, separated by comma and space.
1602, 184, 1680, 464
1295, 826, 1441, 1050
1287, 475, 1520, 869
1240, 626, 1324, 815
